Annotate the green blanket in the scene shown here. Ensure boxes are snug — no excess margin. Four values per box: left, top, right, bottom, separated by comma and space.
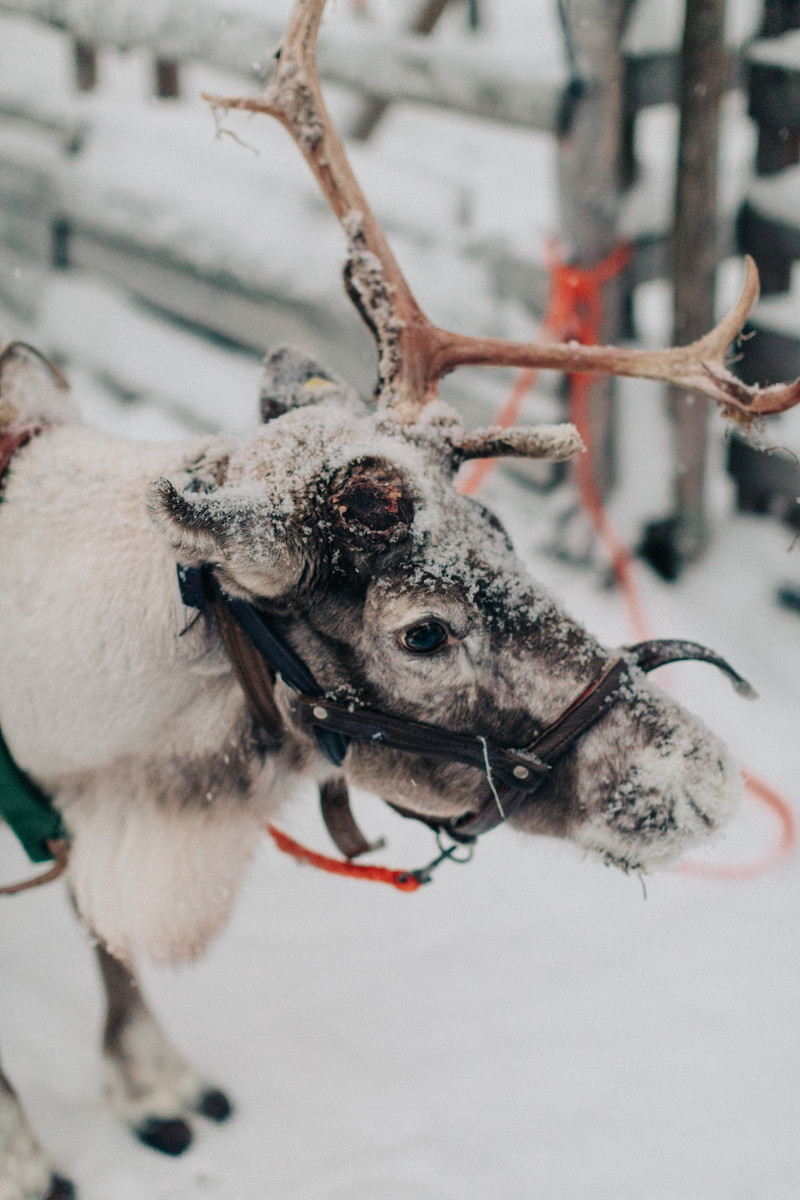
0, 728, 66, 862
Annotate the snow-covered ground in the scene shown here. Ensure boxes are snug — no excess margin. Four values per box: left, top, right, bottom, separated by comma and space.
2, 2, 800, 1198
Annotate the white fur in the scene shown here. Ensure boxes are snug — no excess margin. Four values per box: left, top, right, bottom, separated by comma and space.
569, 686, 743, 871
102, 1010, 213, 1128
0, 426, 280, 962
63, 772, 274, 964
0, 1090, 52, 1200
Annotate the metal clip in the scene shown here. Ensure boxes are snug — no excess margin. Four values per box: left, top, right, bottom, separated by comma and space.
404, 831, 476, 886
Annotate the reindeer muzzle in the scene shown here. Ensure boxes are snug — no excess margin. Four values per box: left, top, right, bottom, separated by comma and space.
181, 568, 754, 846
442, 638, 755, 841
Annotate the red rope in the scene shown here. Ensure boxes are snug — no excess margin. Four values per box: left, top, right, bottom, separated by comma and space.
461, 240, 796, 880
267, 824, 423, 892
677, 768, 797, 880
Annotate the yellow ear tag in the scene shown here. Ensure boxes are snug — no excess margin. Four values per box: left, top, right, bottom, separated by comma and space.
303, 376, 334, 390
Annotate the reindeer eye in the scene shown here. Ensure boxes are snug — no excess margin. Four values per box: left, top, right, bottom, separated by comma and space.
401, 621, 449, 654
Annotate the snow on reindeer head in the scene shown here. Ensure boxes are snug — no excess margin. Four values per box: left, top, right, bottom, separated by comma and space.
147, 0, 790, 875
148, 348, 744, 874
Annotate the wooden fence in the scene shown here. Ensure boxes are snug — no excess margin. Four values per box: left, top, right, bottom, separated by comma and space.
1, 0, 799, 540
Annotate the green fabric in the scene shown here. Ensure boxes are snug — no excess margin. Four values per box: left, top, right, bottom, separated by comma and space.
0, 727, 66, 862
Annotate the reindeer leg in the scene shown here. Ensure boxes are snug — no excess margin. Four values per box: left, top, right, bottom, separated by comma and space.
95, 943, 232, 1156
0, 1054, 74, 1200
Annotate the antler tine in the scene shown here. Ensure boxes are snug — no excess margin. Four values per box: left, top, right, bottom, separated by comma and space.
425, 256, 800, 424
203, 0, 441, 423
206, 0, 800, 427
451, 424, 585, 463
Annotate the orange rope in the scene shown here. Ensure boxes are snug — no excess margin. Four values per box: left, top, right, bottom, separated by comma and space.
267, 824, 423, 892
460, 240, 796, 880
678, 768, 797, 880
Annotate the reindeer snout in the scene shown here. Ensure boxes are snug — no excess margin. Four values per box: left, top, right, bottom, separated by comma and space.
566, 690, 743, 873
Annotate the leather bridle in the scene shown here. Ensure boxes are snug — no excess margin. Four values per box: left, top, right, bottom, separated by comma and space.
181, 565, 755, 859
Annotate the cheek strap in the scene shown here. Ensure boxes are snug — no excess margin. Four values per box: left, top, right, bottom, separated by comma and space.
179, 565, 755, 871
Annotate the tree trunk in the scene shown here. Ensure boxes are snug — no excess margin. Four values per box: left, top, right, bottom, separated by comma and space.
669, 0, 726, 563
556, 0, 631, 500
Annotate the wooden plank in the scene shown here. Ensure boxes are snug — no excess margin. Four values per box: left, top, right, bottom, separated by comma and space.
65, 223, 378, 393
0, 0, 567, 132
737, 321, 800, 387
0, 0, 758, 131
624, 47, 741, 115
351, 0, 455, 141
748, 58, 800, 132
737, 200, 800, 293
747, 32, 800, 176
761, 0, 800, 36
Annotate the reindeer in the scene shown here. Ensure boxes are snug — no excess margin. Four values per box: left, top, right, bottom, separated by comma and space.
1, 2, 799, 1197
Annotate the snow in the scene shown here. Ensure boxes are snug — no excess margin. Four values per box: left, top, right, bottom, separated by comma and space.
746, 164, 800, 234
748, 26, 800, 67
1, 1, 800, 1198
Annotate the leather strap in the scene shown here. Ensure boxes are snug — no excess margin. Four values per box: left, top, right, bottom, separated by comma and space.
526, 656, 629, 763
0, 839, 70, 896
292, 694, 550, 791
211, 588, 284, 747
446, 657, 630, 839
0, 426, 43, 494
183, 568, 755, 861
319, 777, 385, 859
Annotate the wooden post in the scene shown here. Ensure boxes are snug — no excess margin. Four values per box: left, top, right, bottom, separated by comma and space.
154, 57, 180, 99
73, 40, 97, 91
752, 0, 800, 181
761, 0, 800, 36
668, 0, 727, 565
556, 0, 631, 500
351, 0, 455, 141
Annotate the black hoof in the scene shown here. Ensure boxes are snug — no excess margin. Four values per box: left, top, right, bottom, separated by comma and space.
46, 1175, 76, 1200
197, 1087, 233, 1123
136, 1116, 193, 1156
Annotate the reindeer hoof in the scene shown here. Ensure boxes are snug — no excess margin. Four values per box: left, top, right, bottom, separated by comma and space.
46, 1175, 76, 1200
136, 1116, 193, 1156
196, 1087, 233, 1122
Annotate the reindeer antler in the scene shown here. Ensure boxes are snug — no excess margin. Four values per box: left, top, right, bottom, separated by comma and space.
204, 0, 800, 427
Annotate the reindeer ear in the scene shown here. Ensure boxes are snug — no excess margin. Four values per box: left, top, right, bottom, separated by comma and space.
147, 479, 229, 564
327, 458, 414, 549
260, 346, 357, 422
147, 479, 307, 596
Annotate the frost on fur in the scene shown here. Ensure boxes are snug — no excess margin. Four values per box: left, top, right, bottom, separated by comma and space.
0, 343, 75, 431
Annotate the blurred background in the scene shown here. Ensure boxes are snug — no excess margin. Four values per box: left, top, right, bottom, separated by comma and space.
2, 0, 800, 572
1, 3, 800, 1198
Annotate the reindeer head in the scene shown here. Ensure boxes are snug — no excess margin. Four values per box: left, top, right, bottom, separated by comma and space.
149, 347, 746, 873
150, 0, 798, 874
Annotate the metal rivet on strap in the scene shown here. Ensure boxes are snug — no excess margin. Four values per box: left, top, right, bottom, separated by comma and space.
513, 765, 529, 780
312, 705, 328, 720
